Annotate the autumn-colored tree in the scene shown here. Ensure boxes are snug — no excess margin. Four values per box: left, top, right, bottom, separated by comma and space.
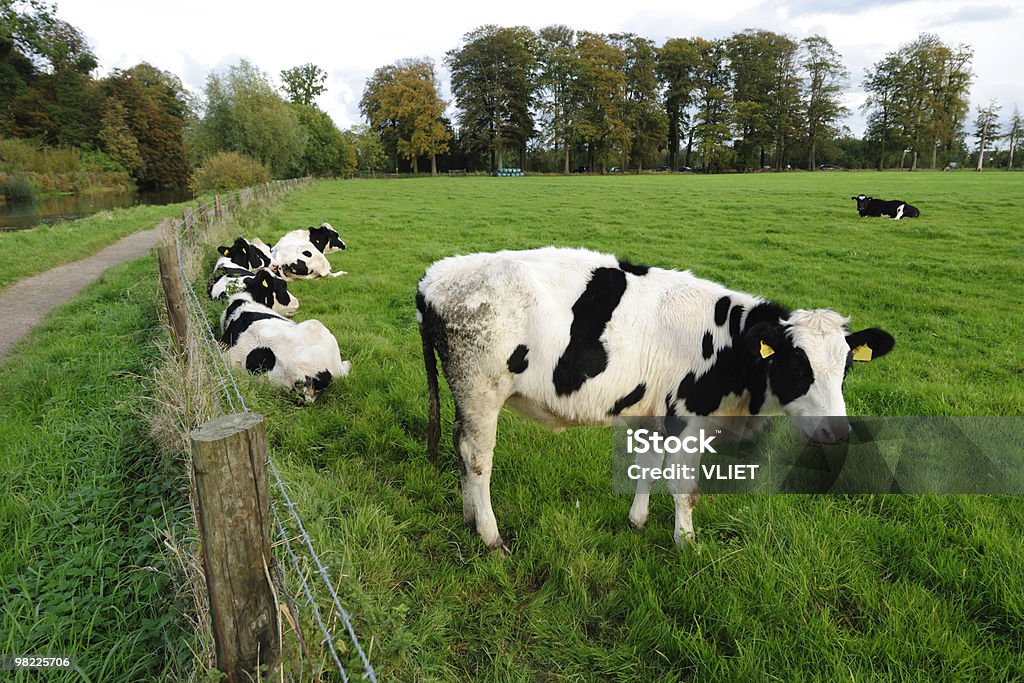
101, 63, 191, 187
360, 58, 450, 174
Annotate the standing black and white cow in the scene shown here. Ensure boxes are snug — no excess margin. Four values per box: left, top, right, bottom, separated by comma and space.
417, 247, 895, 551
852, 194, 920, 219
220, 270, 349, 402
271, 222, 348, 280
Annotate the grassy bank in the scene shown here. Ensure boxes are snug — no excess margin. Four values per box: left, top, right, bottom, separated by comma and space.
206, 172, 1023, 680
0, 200, 195, 293
0, 254, 197, 680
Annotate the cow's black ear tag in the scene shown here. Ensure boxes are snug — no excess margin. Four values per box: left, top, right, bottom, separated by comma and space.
852, 344, 872, 362
759, 341, 776, 359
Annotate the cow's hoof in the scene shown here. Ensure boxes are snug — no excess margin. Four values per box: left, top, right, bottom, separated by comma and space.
673, 529, 695, 548
487, 539, 511, 556
628, 517, 647, 532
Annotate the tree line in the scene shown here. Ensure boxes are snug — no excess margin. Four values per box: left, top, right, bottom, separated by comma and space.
363, 25, 1023, 175
3, 1, 1023, 195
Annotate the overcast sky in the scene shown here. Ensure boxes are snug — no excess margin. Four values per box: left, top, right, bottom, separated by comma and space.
56, 0, 1023, 138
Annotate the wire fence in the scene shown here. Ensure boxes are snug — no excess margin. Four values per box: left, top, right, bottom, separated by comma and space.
165, 180, 377, 682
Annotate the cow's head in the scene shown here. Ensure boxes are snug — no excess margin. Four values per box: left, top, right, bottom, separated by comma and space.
309, 222, 346, 253
244, 269, 300, 316
745, 309, 894, 444
218, 237, 267, 270
851, 194, 870, 212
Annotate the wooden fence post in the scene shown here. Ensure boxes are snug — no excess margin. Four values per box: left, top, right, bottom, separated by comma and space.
214, 195, 224, 223
191, 413, 281, 682
198, 199, 210, 232
157, 219, 188, 354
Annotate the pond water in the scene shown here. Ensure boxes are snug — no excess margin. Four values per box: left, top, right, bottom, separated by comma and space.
0, 188, 194, 230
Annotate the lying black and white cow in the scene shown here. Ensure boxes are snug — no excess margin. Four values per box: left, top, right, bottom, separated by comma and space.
210, 266, 299, 316
852, 194, 920, 219
215, 236, 272, 272
417, 247, 895, 551
271, 222, 348, 280
220, 270, 350, 402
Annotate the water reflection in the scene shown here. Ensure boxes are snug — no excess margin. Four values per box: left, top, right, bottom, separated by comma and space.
0, 189, 194, 230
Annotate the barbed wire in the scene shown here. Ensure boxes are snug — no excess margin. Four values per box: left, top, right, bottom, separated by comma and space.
170, 179, 377, 682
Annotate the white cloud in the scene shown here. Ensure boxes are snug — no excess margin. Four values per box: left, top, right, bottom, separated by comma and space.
52, 0, 1024, 138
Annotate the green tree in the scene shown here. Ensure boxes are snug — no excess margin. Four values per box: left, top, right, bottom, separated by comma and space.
573, 31, 629, 173
728, 29, 801, 170
691, 38, 733, 172
191, 59, 306, 178
657, 37, 699, 169
289, 103, 355, 177
537, 24, 583, 173
446, 25, 538, 172
280, 63, 327, 106
359, 58, 450, 174
611, 33, 667, 171
800, 35, 848, 170
344, 123, 389, 175
973, 100, 1001, 171
1007, 105, 1022, 170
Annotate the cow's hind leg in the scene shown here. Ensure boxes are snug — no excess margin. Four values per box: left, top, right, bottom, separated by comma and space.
453, 389, 509, 552
628, 446, 665, 530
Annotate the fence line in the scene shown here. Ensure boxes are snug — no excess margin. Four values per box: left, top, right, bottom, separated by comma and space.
159, 179, 378, 682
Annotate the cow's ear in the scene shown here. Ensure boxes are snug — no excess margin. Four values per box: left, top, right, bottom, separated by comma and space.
219, 246, 231, 256
745, 322, 784, 360
254, 270, 273, 289
846, 328, 895, 362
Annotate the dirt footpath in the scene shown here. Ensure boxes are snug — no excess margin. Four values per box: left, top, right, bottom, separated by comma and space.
0, 226, 162, 359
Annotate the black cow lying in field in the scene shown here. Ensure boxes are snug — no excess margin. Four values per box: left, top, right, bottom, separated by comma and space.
852, 194, 920, 220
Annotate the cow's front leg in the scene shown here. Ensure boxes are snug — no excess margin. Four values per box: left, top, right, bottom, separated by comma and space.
665, 422, 703, 546
628, 446, 666, 530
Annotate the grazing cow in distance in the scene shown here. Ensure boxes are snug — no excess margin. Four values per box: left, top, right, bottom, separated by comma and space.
220, 271, 349, 402
417, 247, 895, 551
271, 222, 348, 280
852, 194, 920, 219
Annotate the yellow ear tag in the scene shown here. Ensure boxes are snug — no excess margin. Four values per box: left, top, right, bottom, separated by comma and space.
261, 279, 269, 288
242, 248, 247, 254
852, 344, 873, 362
221, 248, 230, 256
759, 341, 775, 359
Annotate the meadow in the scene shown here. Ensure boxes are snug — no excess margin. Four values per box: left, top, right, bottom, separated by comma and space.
226, 172, 1023, 680
1, 171, 1022, 681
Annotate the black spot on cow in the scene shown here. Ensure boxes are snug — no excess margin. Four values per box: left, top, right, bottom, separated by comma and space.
245, 347, 277, 374
714, 296, 731, 326
507, 345, 529, 374
286, 259, 309, 276
609, 382, 646, 415
309, 370, 333, 393
729, 305, 744, 339
767, 346, 813, 405
218, 237, 259, 269
675, 301, 793, 415
618, 259, 650, 276
302, 250, 313, 258
665, 393, 676, 416
308, 225, 346, 252
221, 311, 285, 347
702, 331, 714, 359
553, 267, 627, 396
244, 271, 291, 309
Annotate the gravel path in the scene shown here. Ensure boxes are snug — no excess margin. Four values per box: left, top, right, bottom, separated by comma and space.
0, 226, 162, 359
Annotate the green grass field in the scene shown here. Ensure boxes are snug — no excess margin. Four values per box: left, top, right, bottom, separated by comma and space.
0, 254, 198, 680
222, 173, 1023, 680
1, 172, 1022, 681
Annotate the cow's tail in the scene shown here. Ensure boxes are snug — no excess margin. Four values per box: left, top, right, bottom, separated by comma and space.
417, 289, 441, 462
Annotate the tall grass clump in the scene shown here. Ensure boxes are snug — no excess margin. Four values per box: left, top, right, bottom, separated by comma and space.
0, 174, 36, 203
0, 137, 132, 194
